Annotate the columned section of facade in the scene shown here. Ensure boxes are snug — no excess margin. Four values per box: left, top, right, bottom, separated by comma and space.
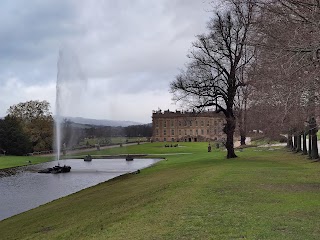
152, 110, 225, 142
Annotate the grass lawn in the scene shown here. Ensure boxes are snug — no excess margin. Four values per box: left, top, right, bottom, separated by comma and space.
0, 155, 53, 169
1, 143, 320, 239
71, 142, 198, 158
79, 137, 148, 146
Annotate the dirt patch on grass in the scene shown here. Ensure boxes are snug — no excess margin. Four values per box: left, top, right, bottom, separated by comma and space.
35, 226, 54, 233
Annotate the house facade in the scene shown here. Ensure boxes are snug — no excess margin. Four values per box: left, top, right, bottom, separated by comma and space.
152, 109, 225, 142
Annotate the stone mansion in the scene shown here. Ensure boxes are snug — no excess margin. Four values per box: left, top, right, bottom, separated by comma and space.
152, 109, 225, 142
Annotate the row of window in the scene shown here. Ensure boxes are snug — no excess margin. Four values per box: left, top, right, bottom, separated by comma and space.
162, 138, 174, 142
155, 119, 222, 128
155, 128, 219, 136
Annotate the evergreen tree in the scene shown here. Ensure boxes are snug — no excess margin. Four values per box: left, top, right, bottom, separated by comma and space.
0, 116, 32, 155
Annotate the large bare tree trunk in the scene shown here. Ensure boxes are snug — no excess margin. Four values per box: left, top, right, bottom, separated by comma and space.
225, 115, 237, 158
238, 108, 247, 146
310, 117, 319, 159
238, 119, 246, 145
293, 134, 297, 151
287, 131, 293, 149
311, 134, 319, 159
240, 135, 246, 146
302, 131, 308, 155
296, 133, 302, 152
308, 128, 312, 158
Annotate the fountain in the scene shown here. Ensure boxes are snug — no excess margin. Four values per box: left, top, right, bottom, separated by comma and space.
56, 46, 87, 155
55, 78, 62, 162
40, 47, 87, 173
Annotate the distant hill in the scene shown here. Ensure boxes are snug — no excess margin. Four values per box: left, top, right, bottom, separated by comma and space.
66, 117, 144, 127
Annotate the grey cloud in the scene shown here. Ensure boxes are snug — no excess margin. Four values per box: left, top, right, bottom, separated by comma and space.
1, 0, 214, 121
0, 0, 78, 59
75, 0, 212, 85
0, 0, 81, 86
1, 0, 212, 82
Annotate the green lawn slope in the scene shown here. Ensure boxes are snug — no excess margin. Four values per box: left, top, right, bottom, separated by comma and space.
0, 155, 53, 169
1, 143, 320, 239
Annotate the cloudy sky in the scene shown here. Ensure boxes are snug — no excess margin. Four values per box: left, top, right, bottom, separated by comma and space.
1, 0, 214, 123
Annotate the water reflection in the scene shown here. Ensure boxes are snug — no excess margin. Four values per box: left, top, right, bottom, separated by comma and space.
0, 158, 159, 221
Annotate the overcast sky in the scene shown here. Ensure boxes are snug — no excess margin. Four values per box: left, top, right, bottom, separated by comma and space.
0, 0, 215, 123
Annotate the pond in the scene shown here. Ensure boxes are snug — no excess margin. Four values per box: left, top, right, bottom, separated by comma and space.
0, 158, 160, 221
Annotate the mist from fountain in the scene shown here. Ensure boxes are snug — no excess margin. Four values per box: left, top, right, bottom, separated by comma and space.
55, 47, 87, 161
55, 83, 61, 162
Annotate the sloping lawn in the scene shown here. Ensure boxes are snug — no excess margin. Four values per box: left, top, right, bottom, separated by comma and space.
0, 155, 53, 169
1, 143, 320, 239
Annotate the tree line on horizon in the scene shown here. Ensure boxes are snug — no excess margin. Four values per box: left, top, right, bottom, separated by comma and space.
171, 0, 320, 158
0, 100, 152, 156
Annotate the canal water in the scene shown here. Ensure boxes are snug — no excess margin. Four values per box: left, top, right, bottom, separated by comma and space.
0, 158, 160, 221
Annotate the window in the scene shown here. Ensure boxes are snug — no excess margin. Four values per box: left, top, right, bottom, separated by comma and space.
185, 129, 187, 135
164, 138, 167, 142
201, 121, 204, 127
179, 130, 181, 135
171, 129, 175, 135
201, 129, 204, 135
195, 121, 198, 126
207, 121, 210, 126
179, 121, 181, 127
171, 120, 174, 127
156, 129, 159, 135
156, 121, 159, 127
196, 129, 198, 135
164, 129, 166, 135
189, 121, 192, 127
164, 121, 167, 128
207, 129, 210, 134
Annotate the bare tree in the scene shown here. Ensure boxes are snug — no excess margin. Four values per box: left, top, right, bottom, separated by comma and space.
171, 0, 256, 158
251, 0, 320, 158
254, 0, 320, 99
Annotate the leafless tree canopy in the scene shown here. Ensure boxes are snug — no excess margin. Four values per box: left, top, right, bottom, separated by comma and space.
250, 0, 320, 132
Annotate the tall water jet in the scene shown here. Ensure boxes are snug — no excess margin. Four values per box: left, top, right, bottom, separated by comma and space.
55, 83, 62, 161
55, 47, 87, 161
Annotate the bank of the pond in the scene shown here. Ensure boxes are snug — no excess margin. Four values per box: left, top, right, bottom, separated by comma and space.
1, 143, 320, 240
